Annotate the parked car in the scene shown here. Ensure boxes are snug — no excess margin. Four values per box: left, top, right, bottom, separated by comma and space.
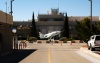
88, 35, 100, 51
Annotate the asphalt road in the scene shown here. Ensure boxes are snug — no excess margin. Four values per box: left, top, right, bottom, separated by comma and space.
19, 43, 93, 63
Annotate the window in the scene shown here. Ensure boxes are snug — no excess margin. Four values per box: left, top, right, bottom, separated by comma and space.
95, 36, 100, 40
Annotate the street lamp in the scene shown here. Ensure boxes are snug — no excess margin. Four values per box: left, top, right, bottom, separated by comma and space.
88, 0, 92, 30
12, 28, 17, 51
5, 2, 7, 24
10, 0, 14, 15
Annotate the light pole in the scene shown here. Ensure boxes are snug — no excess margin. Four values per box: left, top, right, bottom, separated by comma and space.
88, 0, 92, 30
5, 2, 7, 24
10, 0, 14, 16
12, 28, 17, 51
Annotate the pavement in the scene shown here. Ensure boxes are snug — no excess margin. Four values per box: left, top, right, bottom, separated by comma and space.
0, 42, 100, 63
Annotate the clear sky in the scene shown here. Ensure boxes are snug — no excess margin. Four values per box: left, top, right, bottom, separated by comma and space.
0, 0, 100, 21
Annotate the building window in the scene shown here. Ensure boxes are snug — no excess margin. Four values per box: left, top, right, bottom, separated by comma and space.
48, 19, 54, 21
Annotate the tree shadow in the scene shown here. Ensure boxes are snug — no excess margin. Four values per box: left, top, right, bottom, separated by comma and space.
0, 49, 37, 63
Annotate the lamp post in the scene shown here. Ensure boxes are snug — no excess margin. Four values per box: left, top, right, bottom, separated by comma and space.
12, 28, 17, 51
10, 0, 14, 15
5, 2, 7, 24
88, 0, 92, 30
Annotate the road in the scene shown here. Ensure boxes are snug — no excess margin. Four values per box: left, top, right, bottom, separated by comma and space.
19, 43, 99, 63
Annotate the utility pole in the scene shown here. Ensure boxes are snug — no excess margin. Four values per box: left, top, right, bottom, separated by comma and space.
10, 0, 14, 16
88, 0, 92, 30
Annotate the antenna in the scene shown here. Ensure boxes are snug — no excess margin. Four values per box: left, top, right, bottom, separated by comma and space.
5, 1, 7, 13
58, 0, 59, 10
58, 2, 59, 10
8, 7, 9, 14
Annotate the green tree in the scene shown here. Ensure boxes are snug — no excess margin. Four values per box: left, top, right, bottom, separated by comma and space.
31, 12, 37, 37
94, 21, 100, 34
62, 13, 69, 38
75, 18, 92, 43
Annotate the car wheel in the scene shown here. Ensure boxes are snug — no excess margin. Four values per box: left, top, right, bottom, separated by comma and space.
88, 46, 90, 50
90, 44, 94, 51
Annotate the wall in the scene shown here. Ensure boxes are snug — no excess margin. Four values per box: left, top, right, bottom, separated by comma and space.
0, 11, 13, 55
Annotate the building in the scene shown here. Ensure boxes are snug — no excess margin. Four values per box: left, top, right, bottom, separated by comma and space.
14, 9, 99, 39
37, 8, 64, 34
0, 10, 13, 55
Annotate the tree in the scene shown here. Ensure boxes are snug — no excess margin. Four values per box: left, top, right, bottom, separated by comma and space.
95, 21, 100, 34
31, 12, 37, 37
62, 13, 69, 38
74, 17, 100, 43
75, 18, 92, 43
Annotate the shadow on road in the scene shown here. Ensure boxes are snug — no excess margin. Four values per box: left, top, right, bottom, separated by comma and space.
0, 49, 37, 63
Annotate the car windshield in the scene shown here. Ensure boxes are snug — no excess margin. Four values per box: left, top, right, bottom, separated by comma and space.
95, 36, 100, 40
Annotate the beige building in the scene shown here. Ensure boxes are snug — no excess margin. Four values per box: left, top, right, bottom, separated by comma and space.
0, 10, 13, 55
14, 9, 99, 39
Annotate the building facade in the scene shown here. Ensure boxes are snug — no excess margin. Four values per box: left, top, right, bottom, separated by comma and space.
14, 9, 99, 39
0, 10, 13, 55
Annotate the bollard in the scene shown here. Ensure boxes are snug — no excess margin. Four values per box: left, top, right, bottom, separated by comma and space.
51, 41, 53, 45
19, 44, 20, 50
25, 43, 27, 48
19, 43, 22, 50
61, 41, 62, 46
22, 42, 24, 48
20, 43, 22, 49
70, 41, 72, 45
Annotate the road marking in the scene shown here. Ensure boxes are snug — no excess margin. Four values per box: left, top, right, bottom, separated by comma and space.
48, 48, 51, 63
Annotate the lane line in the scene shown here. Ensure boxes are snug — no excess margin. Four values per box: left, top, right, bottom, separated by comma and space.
48, 48, 51, 63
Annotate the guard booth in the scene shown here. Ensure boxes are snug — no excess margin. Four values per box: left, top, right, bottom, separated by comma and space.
0, 10, 13, 55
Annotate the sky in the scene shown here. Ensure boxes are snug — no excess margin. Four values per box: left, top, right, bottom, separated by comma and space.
0, 0, 100, 21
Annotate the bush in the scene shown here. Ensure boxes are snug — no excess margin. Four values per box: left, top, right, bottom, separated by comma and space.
67, 38, 73, 41
26, 35, 30, 41
37, 41, 42, 43
63, 41, 67, 43
72, 40, 75, 43
55, 40, 59, 43
29, 37, 37, 42
46, 41, 50, 43
59, 37, 67, 41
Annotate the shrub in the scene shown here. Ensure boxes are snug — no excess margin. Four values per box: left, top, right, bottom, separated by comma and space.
59, 37, 67, 41
72, 40, 75, 43
37, 41, 42, 43
46, 41, 50, 43
29, 37, 37, 42
63, 41, 67, 43
67, 38, 73, 41
26, 35, 30, 41
55, 40, 59, 43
